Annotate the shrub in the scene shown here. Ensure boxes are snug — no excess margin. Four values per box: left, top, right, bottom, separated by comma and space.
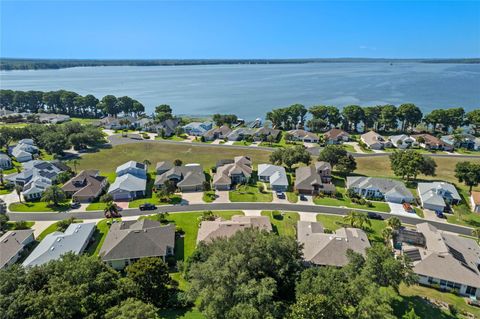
324, 228, 333, 234
175, 226, 185, 235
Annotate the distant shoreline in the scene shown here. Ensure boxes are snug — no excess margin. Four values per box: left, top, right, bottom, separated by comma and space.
1, 57, 479, 70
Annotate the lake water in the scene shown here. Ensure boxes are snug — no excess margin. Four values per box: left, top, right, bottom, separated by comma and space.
1, 63, 479, 119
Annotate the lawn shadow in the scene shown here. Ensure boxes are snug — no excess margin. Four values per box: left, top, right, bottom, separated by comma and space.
393, 295, 454, 319
174, 236, 185, 261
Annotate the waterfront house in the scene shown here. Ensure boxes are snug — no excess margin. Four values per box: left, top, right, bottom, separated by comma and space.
361, 131, 391, 150
324, 128, 350, 144
154, 164, 205, 192
471, 191, 480, 213
257, 164, 289, 192
253, 127, 281, 142
393, 223, 480, 298
183, 121, 213, 136
441, 134, 480, 151
294, 162, 335, 195
151, 118, 181, 136
99, 219, 175, 270
197, 215, 271, 243
0, 230, 34, 269
213, 156, 252, 190
101, 116, 136, 130
227, 128, 256, 141
62, 170, 108, 203
412, 134, 454, 151
297, 221, 370, 267
0, 153, 12, 169
346, 176, 414, 203
389, 134, 417, 149
23, 222, 95, 267
417, 182, 461, 212
287, 129, 319, 143
203, 125, 232, 141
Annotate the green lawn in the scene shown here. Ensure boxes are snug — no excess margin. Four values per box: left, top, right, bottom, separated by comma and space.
9, 201, 71, 212
259, 134, 303, 148
261, 211, 299, 237
233, 141, 252, 146
286, 191, 298, 203
36, 219, 83, 241
5, 221, 35, 231
70, 117, 100, 125
159, 308, 205, 319
155, 135, 188, 141
128, 195, 182, 208
86, 201, 107, 211
0, 186, 13, 195
142, 211, 244, 261
342, 143, 357, 153
202, 191, 216, 203
396, 283, 478, 319
229, 184, 273, 202
86, 219, 115, 256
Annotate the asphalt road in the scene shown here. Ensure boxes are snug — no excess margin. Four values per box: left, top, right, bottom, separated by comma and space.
8, 202, 475, 236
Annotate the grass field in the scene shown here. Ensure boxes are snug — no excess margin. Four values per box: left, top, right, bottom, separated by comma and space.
5, 221, 35, 231
229, 184, 273, 202
202, 190, 216, 203
86, 201, 107, 211
70, 117, 100, 125
9, 201, 71, 212
261, 211, 299, 237
86, 219, 117, 256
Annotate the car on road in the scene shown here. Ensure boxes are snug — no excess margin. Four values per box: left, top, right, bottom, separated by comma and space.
139, 203, 157, 211
367, 212, 384, 220
299, 194, 307, 201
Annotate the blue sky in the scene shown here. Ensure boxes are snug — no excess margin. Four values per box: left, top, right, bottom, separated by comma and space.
1, 1, 479, 59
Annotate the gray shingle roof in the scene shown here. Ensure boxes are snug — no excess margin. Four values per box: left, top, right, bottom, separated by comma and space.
0, 230, 34, 269
109, 173, 146, 193
197, 215, 272, 243
346, 176, 413, 199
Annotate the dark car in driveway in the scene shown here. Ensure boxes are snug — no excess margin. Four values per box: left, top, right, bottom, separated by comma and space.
367, 212, 384, 220
139, 203, 157, 211
299, 194, 307, 201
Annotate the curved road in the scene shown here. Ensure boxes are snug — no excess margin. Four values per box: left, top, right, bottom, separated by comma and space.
7, 202, 475, 237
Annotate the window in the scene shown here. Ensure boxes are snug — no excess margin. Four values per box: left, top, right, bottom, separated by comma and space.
466, 286, 477, 296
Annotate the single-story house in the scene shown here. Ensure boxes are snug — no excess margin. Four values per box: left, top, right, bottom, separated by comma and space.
394, 223, 480, 298
10, 140, 39, 163
116, 161, 147, 179
389, 134, 417, 149
297, 221, 371, 267
346, 176, 414, 203
156, 161, 174, 175
287, 129, 319, 143
412, 134, 454, 152
99, 219, 175, 270
37, 113, 71, 124
253, 127, 281, 142
417, 182, 461, 212
108, 173, 147, 200
100, 116, 137, 130
227, 128, 256, 141
183, 122, 213, 136
62, 170, 108, 202
294, 162, 335, 195
197, 215, 272, 243
213, 156, 252, 190
23, 222, 95, 267
471, 191, 480, 213
203, 125, 232, 141
0, 229, 35, 269
154, 164, 205, 192
324, 128, 350, 144
0, 153, 12, 169
361, 131, 391, 150
257, 164, 289, 192
151, 118, 181, 136
133, 118, 155, 131
441, 134, 480, 151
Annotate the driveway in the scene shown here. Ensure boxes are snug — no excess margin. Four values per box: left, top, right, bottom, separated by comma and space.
243, 210, 262, 216
211, 139, 223, 145
31, 221, 57, 237
299, 195, 315, 205
213, 191, 230, 203
115, 201, 130, 210
223, 141, 235, 145
423, 209, 445, 222
181, 192, 205, 204
272, 192, 289, 204
344, 142, 364, 153
387, 202, 421, 219
0, 190, 21, 212
298, 212, 318, 221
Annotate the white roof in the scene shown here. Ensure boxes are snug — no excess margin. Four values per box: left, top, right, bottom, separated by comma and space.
418, 182, 461, 207
115, 161, 145, 174
257, 164, 288, 187
23, 222, 95, 267
109, 173, 147, 193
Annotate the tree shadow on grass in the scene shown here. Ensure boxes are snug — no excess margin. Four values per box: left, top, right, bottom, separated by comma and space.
393, 295, 454, 319
174, 236, 185, 261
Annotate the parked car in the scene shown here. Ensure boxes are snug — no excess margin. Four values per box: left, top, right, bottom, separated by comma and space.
367, 212, 384, 220
435, 211, 444, 218
299, 194, 307, 201
70, 201, 81, 209
402, 202, 414, 213
276, 192, 285, 199
139, 203, 157, 211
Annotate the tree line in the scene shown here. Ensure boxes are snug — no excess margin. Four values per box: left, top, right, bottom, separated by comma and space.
0, 89, 145, 118
267, 103, 480, 134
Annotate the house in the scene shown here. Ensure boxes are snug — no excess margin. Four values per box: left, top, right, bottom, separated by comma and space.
213, 156, 253, 190
418, 182, 461, 212
361, 131, 391, 150
227, 128, 256, 141
116, 161, 147, 179
151, 118, 181, 136
22, 222, 95, 267
183, 122, 213, 136
471, 191, 480, 213
0, 153, 12, 169
441, 134, 480, 151
294, 162, 335, 195
155, 161, 174, 175
253, 127, 281, 142
246, 118, 262, 129
133, 118, 155, 131
287, 129, 319, 143
346, 176, 414, 203
37, 113, 71, 124
257, 164, 289, 192
297, 221, 371, 267
412, 134, 454, 151
99, 219, 175, 270
324, 128, 350, 144
197, 215, 272, 243
101, 116, 137, 130
6, 160, 67, 200
389, 134, 417, 149
393, 223, 480, 298
10, 140, 39, 163
0, 229, 34, 269
154, 164, 206, 192
203, 125, 232, 141
108, 173, 147, 200
61, 170, 108, 203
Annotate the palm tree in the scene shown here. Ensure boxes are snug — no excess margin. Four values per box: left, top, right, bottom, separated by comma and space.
69, 159, 79, 174
387, 217, 402, 230
104, 200, 119, 218
143, 159, 151, 171
343, 211, 358, 227
15, 185, 23, 203
41, 185, 66, 206
382, 227, 393, 244
472, 228, 480, 243
356, 212, 371, 230
343, 211, 371, 229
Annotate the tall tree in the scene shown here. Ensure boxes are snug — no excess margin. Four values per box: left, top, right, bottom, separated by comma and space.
389, 150, 436, 181
378, 104, 398, 131
455, 161, 480, 192
397, 104, 422, 131
342, 105, 365, 132
100, 95, 119, 117
466, 109, 480, 134
269, 146, 311, 171
41, 185, 66, 206
154, 104, 173, 122
363, 106, 382, 131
